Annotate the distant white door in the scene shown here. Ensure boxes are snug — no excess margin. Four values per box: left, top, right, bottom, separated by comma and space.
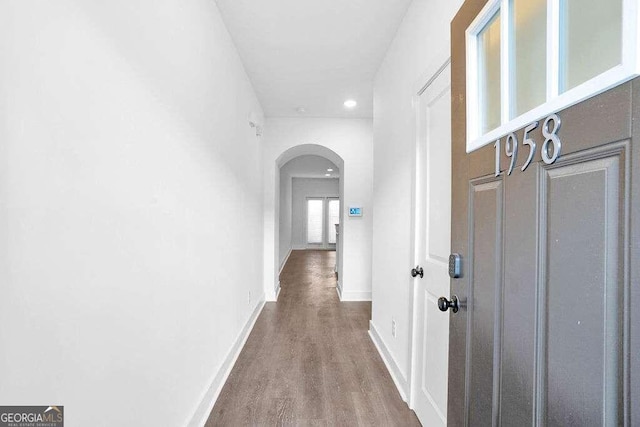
306, 198, 325, 245
410, 61, 451, 426
306, 197, 339, 249
327, 198, 340, 245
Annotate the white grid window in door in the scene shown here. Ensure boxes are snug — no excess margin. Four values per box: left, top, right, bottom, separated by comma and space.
328, 199, 340, 244
466, 0, 637, 152
307, 199, 324, 244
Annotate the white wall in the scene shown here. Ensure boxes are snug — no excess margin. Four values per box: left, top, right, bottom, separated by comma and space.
279, 170, 293, 269
0, 1, 264, 426
371, 0, 464, 396
291, 178, 339, 248
263, 118, 373, 301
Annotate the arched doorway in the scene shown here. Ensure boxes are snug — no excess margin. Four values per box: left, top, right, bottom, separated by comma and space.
260, 119, 373, 303
278, 155, 340, 251
271, 144, 345, 299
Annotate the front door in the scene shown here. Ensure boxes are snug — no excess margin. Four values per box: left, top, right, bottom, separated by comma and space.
411, 61, 452, 426
448, 0, 640, 425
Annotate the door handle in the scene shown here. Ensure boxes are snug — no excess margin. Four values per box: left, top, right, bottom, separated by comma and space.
411, 266, 424, 278
438, 295, 459, 313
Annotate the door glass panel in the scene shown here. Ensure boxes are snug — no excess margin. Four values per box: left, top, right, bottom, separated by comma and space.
327, 199, 339, 244
307, 199, 324, 244
560, 0, 622, 92
512, 0, 546, 116
478, 11, 502, 134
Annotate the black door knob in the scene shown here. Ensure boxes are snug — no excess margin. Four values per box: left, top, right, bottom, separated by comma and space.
411, 266, 424, 278
438, 295, 459, 313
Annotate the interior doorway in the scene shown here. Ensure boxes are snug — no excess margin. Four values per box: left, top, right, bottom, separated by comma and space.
277, 152, 343, 292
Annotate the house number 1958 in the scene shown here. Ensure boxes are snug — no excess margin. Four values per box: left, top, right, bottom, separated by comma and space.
494, 114, 562, 177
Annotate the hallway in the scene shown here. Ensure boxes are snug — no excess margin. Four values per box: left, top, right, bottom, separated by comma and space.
205, 250, 420, 426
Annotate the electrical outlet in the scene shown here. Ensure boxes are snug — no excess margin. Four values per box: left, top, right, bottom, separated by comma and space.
248, 290, 252, 306
391, 318, 397, 338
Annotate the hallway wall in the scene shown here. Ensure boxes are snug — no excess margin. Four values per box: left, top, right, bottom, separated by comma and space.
279, 170, 294, 269
371, 0, 464, 398
0, 1, 264, 426
263, 118, 373, 301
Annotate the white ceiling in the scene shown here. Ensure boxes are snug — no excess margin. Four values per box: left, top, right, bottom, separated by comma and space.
281, 155, 339, 178
215, 0, 413, 118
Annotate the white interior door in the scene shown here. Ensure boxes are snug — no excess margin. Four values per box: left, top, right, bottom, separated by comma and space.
410, 61, 451, 426
326, 198, 339, 247
306, 198, 325, 247
306, 197, 339, 249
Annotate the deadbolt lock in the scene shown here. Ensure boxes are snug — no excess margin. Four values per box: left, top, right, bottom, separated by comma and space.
449, 253, 462, 278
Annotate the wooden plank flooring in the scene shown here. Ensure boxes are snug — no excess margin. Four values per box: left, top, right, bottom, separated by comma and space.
205, 250, 420, 426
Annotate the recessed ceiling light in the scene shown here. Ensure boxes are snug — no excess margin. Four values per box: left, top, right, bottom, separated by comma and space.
325, 173, 331, 177
343, 99, 357, 109
327, 168, 334, 172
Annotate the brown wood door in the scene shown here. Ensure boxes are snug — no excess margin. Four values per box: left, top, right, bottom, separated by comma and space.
448, 1, 640, 425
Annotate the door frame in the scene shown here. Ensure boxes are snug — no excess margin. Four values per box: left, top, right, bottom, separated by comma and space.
408, 47, 453, 410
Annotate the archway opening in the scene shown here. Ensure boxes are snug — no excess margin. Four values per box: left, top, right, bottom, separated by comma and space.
274, 144, 345, 298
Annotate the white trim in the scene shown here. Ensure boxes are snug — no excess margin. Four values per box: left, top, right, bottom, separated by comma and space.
338, 290, 372, 302
279, 247, 292, 275
186, 297, 266, 427
468, 65, 638, 152
500, 0, 511, 124
546, 0, 560, 100
624, 0, 640, 72
275, 282, 281, 300
369, 321, 409, 402
266, 288, 277, 302
409, 280, 420, 409
465, 0, 501, 153
335, 284, 342, 300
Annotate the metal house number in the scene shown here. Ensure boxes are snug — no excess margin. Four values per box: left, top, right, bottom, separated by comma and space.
494, 114, 562, 176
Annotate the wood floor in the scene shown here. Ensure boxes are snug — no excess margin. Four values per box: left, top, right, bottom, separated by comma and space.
205, 250, 420, 426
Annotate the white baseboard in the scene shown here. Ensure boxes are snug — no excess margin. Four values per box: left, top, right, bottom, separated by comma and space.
339, 290, 372, 301
334, 283, 372, 301
275, 281, 281, 300
368, 320, 409, 402
278, 247, 292, 275
186, 297, 266, 427
292, 244, 306, 250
